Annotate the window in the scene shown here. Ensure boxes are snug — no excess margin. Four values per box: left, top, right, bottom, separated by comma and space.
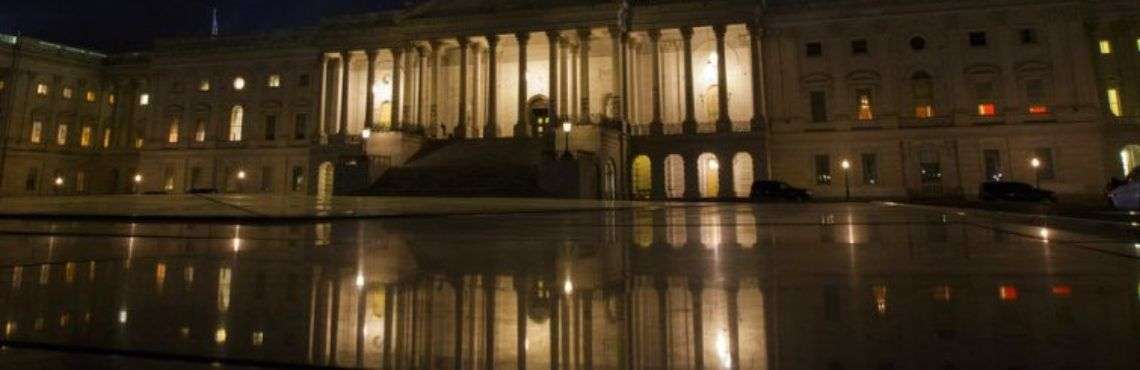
76, 171, 85, 192
999, 285, 1019, 301
135, 136, 144, 148
975, 82, 997, 116
163, 167, 175, 192
1034, 147, 1055, 180
30, 121, 43, 143
1019, 29, 1038, 44
108, 94, 116, 105
233, 77, 246, 91
25, 168, 38, 192
810, 91, 828, 123
170, 81, 184, 93
1098, 40, 1112, 54
298, 74, 310, 87
264, 114, 277, 141
85, 91, 96, 102
199, 79, 211, 92
984, 149, 1004, 181
292, 166, 305, 191
1026, 79, 1048, 114
194, 119, 206, 142
851, 39, 868, 55
909, 36, 926, 51
913, 72, 934, 118
260, 166, 273, 192
1107, 88, 1122, 117
861, 153, 878, 185
61, 87, 73, 99
36, 83, 48, 95
815, 155, 832, 185
919, 149, 942, 184
80, 126, 92, 147
167, 118, 180, 143
806, 42, 823, 57
102, 128, 112, 148
294, 113, 308, 140
969, 32, 987, 47
267, 74, 281, 88
855, 89, 874, 121
228, 106, 244, 141
190, 167, 202, 189
139, 93, 150, 106
0, 79, 5, 91
56, 124, 68, 145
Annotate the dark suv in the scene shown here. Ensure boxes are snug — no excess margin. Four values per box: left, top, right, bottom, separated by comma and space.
979, 181, 1056, 202
750, 181, 812, 202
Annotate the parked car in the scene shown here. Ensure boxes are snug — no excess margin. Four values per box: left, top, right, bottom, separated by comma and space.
750, 180, 812, 202
1107, 167, 1140, 210
979, 181, 1056, 202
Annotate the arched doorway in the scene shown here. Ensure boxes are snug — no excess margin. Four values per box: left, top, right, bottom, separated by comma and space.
632, 155, 651, 199
732, 152, 754, 198
603, 160, 617, 200
317, 162, 334, 199
528, 95, 550, 134
697, 153, 719, 198
664, 155, 685, 199
1121, 145, 1140, 176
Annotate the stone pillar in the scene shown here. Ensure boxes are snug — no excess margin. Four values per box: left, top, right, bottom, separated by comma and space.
648, 29, 663, 135
417, 45, 429, 131
680, 27, 697, 134
485, 35, 500, 138
319, 54, 329, 137
651, 155, 666, 199
430, 40, 442, 135
689, 278, 704, 370
719, 152, 735, 199
714, 25, 731, 132
515, 32, 530, 138
577, 29, 592, 124
747, 22, 766, 131
339, 50, 351, 135
609, 27, 623, 126
402, 45, 415, 131
456, 37, 470, 139
365, 50, 378, 131
472, 43, 483, 138
684, 152, 700, 199
546, 30, 561, 133
559, 37, 570, 121
570, 43, 579, 123
389, 48, 403, 131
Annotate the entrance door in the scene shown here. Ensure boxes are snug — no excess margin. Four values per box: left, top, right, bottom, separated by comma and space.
528, 96, 550, 134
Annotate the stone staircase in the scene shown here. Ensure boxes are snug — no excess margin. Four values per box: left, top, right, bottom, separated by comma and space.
367, 138, 555, 197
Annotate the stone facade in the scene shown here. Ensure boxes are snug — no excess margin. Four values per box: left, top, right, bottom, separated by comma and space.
0, 0, 1137, 199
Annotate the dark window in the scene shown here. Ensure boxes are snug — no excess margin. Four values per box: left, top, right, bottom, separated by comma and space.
1019, 29, 1038, 44
25, 168, 38, 192
851, 39, 868, 54
806, 42, 823, 57
920, 149, 942, 184
264, 115, 277, 141
189, 167, 202, 189
969, 32, 988, 47
984, 149, 1003, 181
815, 155, 832, 185
910, 36, 926, 50
1034, 148, 1055, 180
260, 166, 273, 192
294, 113, 308, 140
292, 166, 305, 192
298, 74, 311, 87
810, 91, 828, 123
861, 153, 878, 185
824, 284, 842, 321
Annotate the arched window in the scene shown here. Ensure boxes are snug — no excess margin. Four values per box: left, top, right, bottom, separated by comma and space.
228, 106, 244, 141
732, 152, 754, 197
697, 153, 720, 198
912, 71, 934, 118
664, 155, 685, 199
632, 155, 652, 199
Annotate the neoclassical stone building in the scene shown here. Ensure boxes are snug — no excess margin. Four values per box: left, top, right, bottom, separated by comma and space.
0, 0, 1137, 199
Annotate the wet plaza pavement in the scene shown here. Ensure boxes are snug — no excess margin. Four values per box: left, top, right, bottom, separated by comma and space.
0, 201, 1138, 369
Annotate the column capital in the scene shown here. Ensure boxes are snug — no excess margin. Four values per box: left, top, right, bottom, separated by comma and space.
366, 49, 379, 59
456, 36, 471, 47
576, 28, 592, 40
389, 47, 403, 57
545, 30, 561, 40
679, 26, 694, 39
647, 29, 661, 42
515, 31, 531, 43
428, 39, 443, 50
485, 34, 500, 48
712, 24, 728, 37
746, 21, 765, 36
607, 26, 622, 39
339, 49, 352, 58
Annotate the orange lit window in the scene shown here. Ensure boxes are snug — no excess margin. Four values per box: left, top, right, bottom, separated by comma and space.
1051, 284, 1072, 298
915, 105, 934, 118
856, 89, 874, 121
932, 285, 952, 301
1028, 105, 1049, 115
999, 285, 1018, 301
978, 103, 997, 117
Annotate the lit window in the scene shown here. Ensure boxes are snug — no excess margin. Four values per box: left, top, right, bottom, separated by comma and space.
30, 121, 43, 143
102, 128, 112, 148
233, 77, 246, 91
871, 285, 888, 317
36, 83, 49, 95
1028, 105, 1049, 115
1107, 88, 1122, 117
267, 74, 281, 88
85, 91, 96, 102
975, 81, 997, 116
912, 71, 934, 118
135, 137, 144, 148
56, 124, 68, 145
0, 79, 5, 91
215, 327, 227, 344
978, 103, 997, 116
139, 93, 150, 106
229, 105, 244, 141
815, 155, 832, 185
80, 126, 92, 147
999, 285, 1019, 301
856, 89, 874, 120
195, 119, 206, 142
916, 105, 934, 118
168, 118, 180, 143
62, 87, 73, 99
1026, 79, 1048, 114
1099, 40, 1112, 54
251, 331, 264, 346
199, 79, 211, 92
108, 94, 116, 105
932, 285, 952, 301
1051, 284, 1072, 298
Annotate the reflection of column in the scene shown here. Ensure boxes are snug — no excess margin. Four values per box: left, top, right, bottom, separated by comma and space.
546, 30, 561, 131
389, 48, 403, 131
680, 27, 697, 133
550, 284, 560, 370
577, 29, 592, 124
726, 283, 741, 370
689, 278, 704, 370
582, 290, 594, 370
328, 273, 341, 366
515, 32, 531, 137
339, 50, 351, 135
452, 276, 464, 370
365, 50, 377, 131
355, 282, 367, 367
714, 25, 731, 132
648, 29, 663, 135
485, 35, 500, 138
456, 37, 470, 139
382, 285, 394, 370
514, 276, 528, 370
747, 22, 766, 130
483, 274, 496, 370
655, 278, 670, 370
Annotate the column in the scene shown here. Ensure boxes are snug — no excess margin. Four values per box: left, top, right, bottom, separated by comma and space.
430, 40, 442, 135
719, 151, 735, 198
339, 50, 351, 135
570, 43, 579, 123
680, 27, 697, 133
651, 154, 666, 199
456, 37, 470, 139
389, 48, 403, 131
684, 152, 699, 199
365, 50, 378, 131
472, 43, 483, 138
648, 29, 663, 135
577, 29, 592, 124
747, 22, 766, 130
546, 30, 561, 132
417, 45, 429, 131
689, 278, 704, 370
319, 54, 329, 137
559, 37, 569, 121
485, 35, 500, 138
403, 45, 416, 130
714, 24, 731, 132
609, 28, 622, 126
515, 32, 531, 137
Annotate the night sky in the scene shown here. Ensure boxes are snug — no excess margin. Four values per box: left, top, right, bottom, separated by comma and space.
0, 0, 406, 53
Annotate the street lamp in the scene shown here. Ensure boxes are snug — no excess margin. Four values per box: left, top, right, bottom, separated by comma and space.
1030, 157, 1041, 188
133, 173, 143, 194
841, 159, 852, 201
236, 170, 247, 193
361, 128, 371, 139
561, 122, 573, 160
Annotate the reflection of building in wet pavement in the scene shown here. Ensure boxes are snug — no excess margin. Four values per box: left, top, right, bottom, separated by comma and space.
0, 204, 1137, 369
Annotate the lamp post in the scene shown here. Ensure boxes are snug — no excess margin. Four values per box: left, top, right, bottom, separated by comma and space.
236, 170, 246, 193
53, 176, 64, 194
132, 173, 143, 194
561, 121, 573, 160
1030, 157, 1041, 188
841, 159, 851, 201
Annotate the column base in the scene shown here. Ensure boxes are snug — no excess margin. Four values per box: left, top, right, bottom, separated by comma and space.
455, 124, 468, 139
716, 118, 733, 133
682, 119, 698, 135
750, 116, 766, 132
649, 120, 664, 136
483, 124, 498, 139
513, 122, 528, 138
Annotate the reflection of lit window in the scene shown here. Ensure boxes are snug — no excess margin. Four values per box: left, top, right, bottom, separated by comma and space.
185, 266, 195, 288
155, 263, 167, 292
218, 267, 232, 312
252, 331, 264, 346
56, 124, 68, 145
1098, 40, 1112, 54
1107, 88, 1122, 117
215, 327, 227, 344
233, 77, 246, 91
39, 264, 50, 285
102, 128, 112, 148
80, 126, 92, 147
36, 83, 49, 95
62, 87, 73, 99
118, 309, 128, 324
168, 118, 180, 143
932, 285, 952, 301
1051, 284, 1072, 298
872, 285, 888, 317
139, 94, 150, 106
267, 74, 281, 88
11, 266, 22, 289
65, 263, 75, 283
999, 285, 1018, 301
86, 91, 96, 102
30, 121, 42, 143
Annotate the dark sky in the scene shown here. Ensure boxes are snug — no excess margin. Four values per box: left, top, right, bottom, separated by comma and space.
0, 0, 406, 53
